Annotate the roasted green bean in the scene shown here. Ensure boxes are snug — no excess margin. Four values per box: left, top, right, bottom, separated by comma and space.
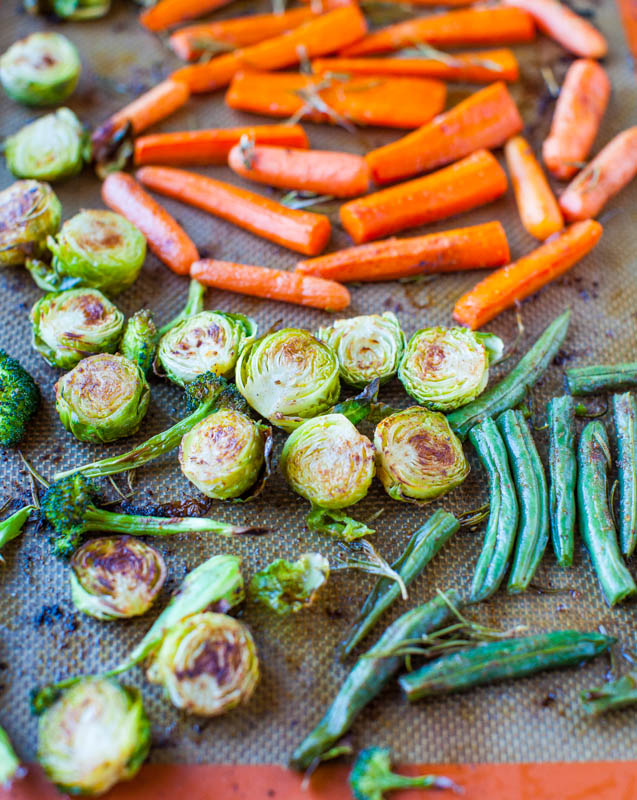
547, 396, 577, 567
468, 418, 519, 602
566, 362, 637, 396
581, 670, 637, 715
612, 392, 637, 558
577, 421, 637, 606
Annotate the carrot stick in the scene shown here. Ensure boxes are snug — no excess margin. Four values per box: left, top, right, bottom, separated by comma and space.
617, 0, 637, 74
136, 166, 331, 256
339, 6, 535, 57
505, 136, 563, 241
228, 143, 370, 198
140, 0, 234, 32
101, 172, 199, 276
365, 81, 522, 185
502, 0, 607, 57
453, 220, 603, 329
134, 125, 309, 166
295, 221, 510, 282
190, 259, 350, 311
311, 48, 520, 83
171, 6, 368, 93
225, 71, 446, 130
340, 149, 508, 244
542, 59, 610, 180
559, 127, 637, 222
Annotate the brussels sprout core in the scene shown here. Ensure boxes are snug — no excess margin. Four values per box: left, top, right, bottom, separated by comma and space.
0, 180, 61, 267
374, 407, 469, 502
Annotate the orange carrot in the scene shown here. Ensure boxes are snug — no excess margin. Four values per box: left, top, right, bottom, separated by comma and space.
453, 220, 603, 329
340, 149, 508, 244
542, 59, 610, 180
502, 0, 607, 57
617, 0, 637, 74
295, 221, 510, 282
101, 172, 199, 276
365, 82, 522, 185
134, 125, 309, 166
190, 259, 350, 311
339, 6, 535, 57
228, 143, 370, 198
136, 166, 331, 256
140, 0, 234, 32
559, 127, 637, 221
312, 48, 520, 83
171, 6, 368, 93
505, 136, 563, 240
225, 71, 446, 130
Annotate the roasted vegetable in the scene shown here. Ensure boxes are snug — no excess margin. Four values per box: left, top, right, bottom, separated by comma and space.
0, 180, 61, 267
0, 725, 23, 788
0, 503, 36, 560
120, 309, 158, 376
0, 348, 40, 447
612, 392, 637, 558
581, 670, 637, 715
547, 395, 577, 567
566, 362, 637, 395
250, 553, 329, 614
349, 747, 456, 800
158, 277, 205, 335
25, 0, 112, 20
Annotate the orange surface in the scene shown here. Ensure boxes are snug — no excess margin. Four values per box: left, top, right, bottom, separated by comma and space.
617, 0, 637, 70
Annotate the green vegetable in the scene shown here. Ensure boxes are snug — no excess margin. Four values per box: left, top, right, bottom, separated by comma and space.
0, 180, 61, 267
37, 678, 149, 796
566, 363, 637, 396
55, 353, 150, 443
236, 328, 340, 431
316, 312, 405, 388
612, 392, 637, 558
547, 395, 577, 567
289, 589, 460, 771
0, 725, 23, 787
447, 310, 571, 440
120, 309, 158, 376
0, 33, 81, 106
340, 509, 459, 658
349, 747, 456, 800
577, 421, 637, 606
31, 288, 124, 369
468, 417, 519, 603
250, 553, 329, 614
158, 278, 206, 336
25, 0, 112, 19
0, 348, 40, 447
0, 504, 35, 560
374, 406, 469, 502
4, 108, 87, 181
70, 536, 167, 620
399, 631, 615, 702
581, 670, 637, 715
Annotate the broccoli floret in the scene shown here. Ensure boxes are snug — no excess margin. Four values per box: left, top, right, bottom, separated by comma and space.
0, 349, 40, 447
349, 748, 459, 800
120, 309, 158, 376
185, 371, 248, 415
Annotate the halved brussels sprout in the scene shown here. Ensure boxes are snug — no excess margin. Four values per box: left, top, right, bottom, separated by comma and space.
146, 612, 259, 717
374, 407, 469, 502
316, 312, 406, 388
70, 536, 167, 620
236, 328, 340, 432
25, 0, 112, 20
179, 408, 271, 500
250, 553, 329, 615
157, 310, 256, 386
398, 327, 503, 412
0, 180, 61, 267
0, 33, 81, 107
37, 677, 150, 796
4, 108, 87, 182
55, 353, 150, 443
0, 725, 23, 787
120, 309, 158, 376
46, 210, 146, 295
31, 288, 124, 369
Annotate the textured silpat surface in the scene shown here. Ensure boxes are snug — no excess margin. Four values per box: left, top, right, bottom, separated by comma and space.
1, 0, 637, 768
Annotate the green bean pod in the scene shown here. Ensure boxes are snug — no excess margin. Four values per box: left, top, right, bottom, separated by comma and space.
566, 362, 637, 396
399, 630, 614, 702
496, 409, 549, 593
468, 418, 519, 602
289, 589, 461, 771
339, 510, 460, 658
547, 395, 577, 567
447, 310, 570, 440
577, 421, 637, 606
581, 670, 637, 715
612, 392, 637, 558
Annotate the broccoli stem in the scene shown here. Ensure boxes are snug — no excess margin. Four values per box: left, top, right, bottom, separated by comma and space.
158, 278, 206, 336
0, 505, 35, 554
81, 507, 261, 537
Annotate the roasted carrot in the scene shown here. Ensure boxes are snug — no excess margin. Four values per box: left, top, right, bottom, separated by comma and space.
340, 149, 508, 244
312, 48, 520, 83
171, 6, 368, 93
190, 259, 350, 311
502, 0, 607, 57
617, 0, 637, 73
559, 127, 637, 221
225, 71, 447, 130
365, 82, 522, 185
295, 221, 510, 282
505, 136, 563, 240
101, 172, 199, 276
453, 220, 603, 329
140, 0, 234, 32
228, 143, 370, 198
542, 59, 611, 180
136, 166, 331, 256
339, 6, 535, 57
134, 125, 309, 166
